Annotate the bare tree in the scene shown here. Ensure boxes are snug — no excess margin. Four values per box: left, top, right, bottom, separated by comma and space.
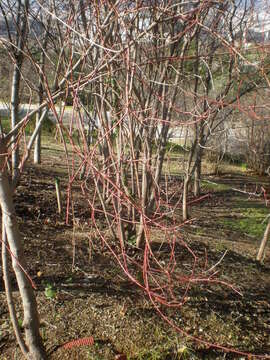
179, 0, 270, 220
33, 8, 52, 164
0, 1, 91, 358
0, 134, 46, 358
257, 216, 270, 262
1, 0, 30, 178
1, 1, 270, 358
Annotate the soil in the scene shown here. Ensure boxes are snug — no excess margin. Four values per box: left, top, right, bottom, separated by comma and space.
0, 146, 270, 360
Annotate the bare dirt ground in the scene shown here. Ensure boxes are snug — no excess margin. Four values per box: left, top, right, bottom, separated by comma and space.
0, 146, 270, 359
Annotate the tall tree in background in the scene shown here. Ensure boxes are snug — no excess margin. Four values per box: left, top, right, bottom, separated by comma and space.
33, 7, 52, 164
1, 0, 30, 178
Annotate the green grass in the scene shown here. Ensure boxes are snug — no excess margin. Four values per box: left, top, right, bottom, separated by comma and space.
220, 204, 269, 238
165, 141, 187, 154
0, 117, 11, 132
0, 116, 54, 136
240, 162, 248, 171
201, 180, 230, 192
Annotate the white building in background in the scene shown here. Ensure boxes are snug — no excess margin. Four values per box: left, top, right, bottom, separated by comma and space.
234, 7, 270, 46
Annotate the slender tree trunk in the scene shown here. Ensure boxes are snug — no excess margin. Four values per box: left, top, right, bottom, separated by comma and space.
10, 0, 29, 178
80, 116, 92, 180
0, 142, 46, 359
182, 133, 205, 220
2, 225, 29, 359
34, 12, 51, 165
257, 217, 270, 263
136, 144, 150, 248
183, 176, 190, 221
194, 154, 201, 197
182, 139, 197, 221
34, 111, 42, 164
116, 121, 126, 247
149, 123, 170, 211
11, 65, 21, 179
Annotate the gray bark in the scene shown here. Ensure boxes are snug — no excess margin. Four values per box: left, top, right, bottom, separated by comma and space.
257, 217, 270, 263
0, 141, 47, 359
34, 12, 51, 165
183, 177, 190, 221
10, 64, 21, 179
34, 111, 42, 164
136, 144, 150, 248
182, 139, 197, 221
2, 225, 29, 359
10, 0, 29, 179
194, 152, 202, 197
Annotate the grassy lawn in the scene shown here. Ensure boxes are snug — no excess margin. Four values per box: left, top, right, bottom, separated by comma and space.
0, 115, 55, 135
220, 200, 269, 238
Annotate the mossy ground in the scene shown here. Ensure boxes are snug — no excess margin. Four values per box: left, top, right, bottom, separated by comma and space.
220, 204, 269, 239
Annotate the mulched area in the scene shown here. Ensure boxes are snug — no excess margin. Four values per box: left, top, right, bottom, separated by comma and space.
0, 157, 270, 359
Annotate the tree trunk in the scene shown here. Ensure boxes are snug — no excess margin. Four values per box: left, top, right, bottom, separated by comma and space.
34, 15, 51, 165
136, 142, 151, 248
34, 112, 42, 164
257, 217, 270, 263
2, 225, 29, 359
182, 135, 198, 221
194, 154, 201, 197
135, 216, 145, 249
0, 143, 46, 359
10, 0, 29, 179
80, 120, 92, 180
10, 64, 21, 179
183, 176, 190, 221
